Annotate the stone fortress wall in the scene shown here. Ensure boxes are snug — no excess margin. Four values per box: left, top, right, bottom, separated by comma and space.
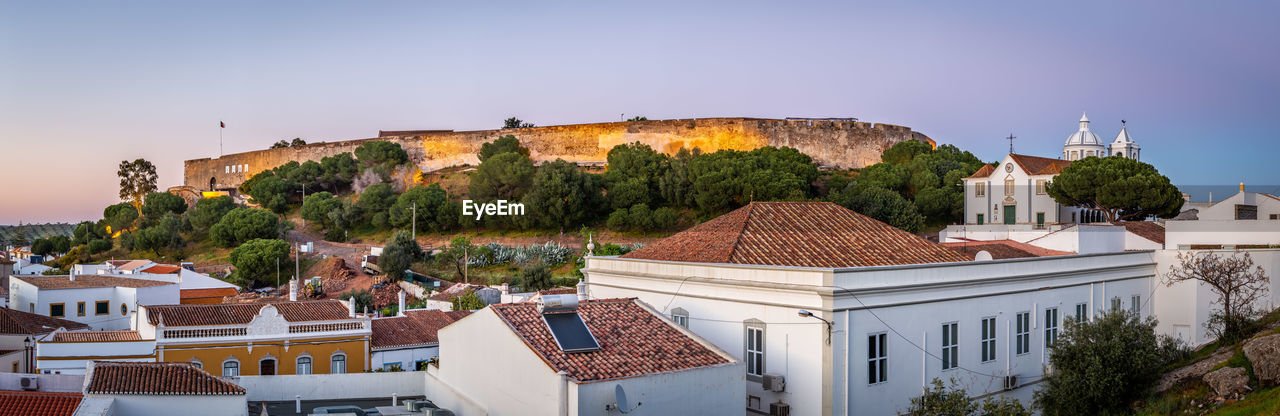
184, 117, 935, 191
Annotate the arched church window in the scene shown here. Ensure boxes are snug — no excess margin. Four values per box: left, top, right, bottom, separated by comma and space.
1070, 151, 1078, 160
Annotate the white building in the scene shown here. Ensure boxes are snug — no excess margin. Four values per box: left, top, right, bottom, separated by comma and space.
1176, 186, 1280, 222
36, 330, 155, 375
0, 307, 90, 373
429, 295, 744, 416
370, 308, 470, 371
82, 361, 248, 416
584, 201, 1156, 415
8, 275, 178, 330
962, 153, 1075, 227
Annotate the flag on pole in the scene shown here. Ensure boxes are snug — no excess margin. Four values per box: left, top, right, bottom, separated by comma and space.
220, 121, 225, 128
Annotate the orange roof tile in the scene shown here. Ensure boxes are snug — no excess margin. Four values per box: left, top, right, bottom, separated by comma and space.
964, 164, 996, 179
0, 308, 90, 335
490, 298, 732, 382
139, 265, 181, 274
115, 260, 153, 272
86, 361, 245, 395
0, 391, 82, 416
1112, 221, 1166, 245
12, 275, 174, 290
48, 330, 142, 343
179, 288, 239, 300
621, 202, 968, 268
371, 309, 471, 349
1009, 154, 1072, 175
145, 300, 351, 327
942, 240, 1074, 259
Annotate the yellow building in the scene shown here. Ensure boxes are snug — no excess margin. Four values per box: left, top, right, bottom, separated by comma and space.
139, 300, 370, 376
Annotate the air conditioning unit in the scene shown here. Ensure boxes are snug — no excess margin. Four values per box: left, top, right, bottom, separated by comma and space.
1004, 374, 1019, 390
769, 401, 791, 416
762, 373, 786, 392
20, 376, 38, 390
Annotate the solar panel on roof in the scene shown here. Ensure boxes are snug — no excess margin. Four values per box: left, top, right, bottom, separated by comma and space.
542, 312, 601, 353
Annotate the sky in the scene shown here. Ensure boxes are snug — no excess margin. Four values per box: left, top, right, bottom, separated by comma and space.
2, 1, 1278, 224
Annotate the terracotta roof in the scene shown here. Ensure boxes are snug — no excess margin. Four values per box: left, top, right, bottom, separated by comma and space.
1008, 154, 1072, 175
0, 308, 91, 335
1112, 221, 1166, 245
964, 164, 996, 179
139, 265, 181, 274
942, 239, 1074, 259
85, 361, 246, 395
621, 202, 968, 268
490, 298, 732, 382
0, 256, 14, 265
179, 288, 239, 300
0, 391, 83, 416
106, 260, 130, 267
48, 330, 143, 342
12, 275, 175, 290
371, 309, 471, 349
145, 300, 351, 327
115, 260, 153, 272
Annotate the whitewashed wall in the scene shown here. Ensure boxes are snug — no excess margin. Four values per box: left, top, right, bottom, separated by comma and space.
0, 372, 83, 392
372, 346, 437, 371
571, 362, 744, 416
83, 394, 246, 416
1153, 248, 1280, 346
232, 371, 425, 402
1165, 220, 1280, 249
434, 309, 562, 416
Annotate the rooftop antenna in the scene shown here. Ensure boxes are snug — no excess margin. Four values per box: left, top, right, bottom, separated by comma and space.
606, 384, 642, 413
1007, 134, 1016, 154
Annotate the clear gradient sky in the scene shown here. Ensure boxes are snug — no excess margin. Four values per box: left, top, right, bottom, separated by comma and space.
2, 1, 1278, 224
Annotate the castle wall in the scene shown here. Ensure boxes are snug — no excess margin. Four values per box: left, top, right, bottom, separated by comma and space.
184, 117, 934, 191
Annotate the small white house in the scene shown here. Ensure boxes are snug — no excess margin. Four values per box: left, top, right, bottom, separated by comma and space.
429, 296, 743, 416
0, 307, 90, 373
8, 275, 179, 330
370, 308, 470, 371
83, 361, 247, 416
37, 329, 156, 374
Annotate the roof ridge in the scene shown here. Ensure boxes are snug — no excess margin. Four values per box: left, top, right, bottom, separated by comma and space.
723, 203, 756, 263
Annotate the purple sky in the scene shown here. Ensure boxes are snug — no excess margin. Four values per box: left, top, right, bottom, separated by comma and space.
2, 1, 1278, 224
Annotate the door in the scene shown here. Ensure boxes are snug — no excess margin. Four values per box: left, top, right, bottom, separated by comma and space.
976, 214, 984, 225
1036, 212, 1045, 228
260, 359, 276, 376
1003, 205, 1016, 224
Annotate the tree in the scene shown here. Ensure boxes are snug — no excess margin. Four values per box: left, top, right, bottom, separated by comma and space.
628, 203, 654, 232
134, 213, 185, 255
209, 208, 280, 247
141, 192, 188, 219
30, 238, 54, 257
318, 153, 358, 191
228, 238, 290, 288
117, 158, 158, 209
451, 291, 485, 311
48, 236, 72, 255
270, 140, 290, 149
1034, 311, 1179, 415
478, 135, 530, 162
324, 201, 361, 242
521, 160, 604, 233
378, 231, 423, 280
652, 207, 679, 230
339, 289, 374, 313
469, 151, 535, 202
502, 117, 534, 129
1164, 250, 1270, 343
187, 196, 236, 236
7, 228, 29, 248
606, 208, 629, 231
435, 237, 473, 282
626, 116, 648, 122
239, 172, 293, 214
357, 183, 397, 219
881, 140, 933, 165
389, 184, 451, 231
905, 378, 1030, 416
72, 221, 105, 245
1046, 156, 1183, 222
290, 138, 307, 147
520, 264, 553, 292
102, 202, 139, 235
829, 183, 925, 233
354, 141, 409, 170
87, 239, 112, 254
301, 192, 341, 229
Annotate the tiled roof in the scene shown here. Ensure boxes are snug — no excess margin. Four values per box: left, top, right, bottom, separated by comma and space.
370, 309, 471, 349
12, 275, 175, 290
0, 391, 83, 416
179, 288, 239, 300
942, 239, 1074, 259
85, 361, 246, 395
49, 330, 143, 343
621, 202, 969, 268
1113, 221, 1166, 245
0, 308, 91, 335
964, 164, 996, 179
145, 300, 351, 327
106, 260, 130, 267
490, 298, 733, 382
1009, 154, 1072, 175
139, 265, 181, 274
116, 260, 153, 272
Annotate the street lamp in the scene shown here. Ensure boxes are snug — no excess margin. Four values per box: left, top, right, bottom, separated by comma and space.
798, 310, 833, 345
23, 337, 31, 373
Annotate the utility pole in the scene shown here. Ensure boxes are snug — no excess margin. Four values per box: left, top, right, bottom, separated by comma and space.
295, 243, 300, 285
411, 202, 416, 241
299, 184, 307, 227
463, 246, 468, 284
276, 257, 280, 288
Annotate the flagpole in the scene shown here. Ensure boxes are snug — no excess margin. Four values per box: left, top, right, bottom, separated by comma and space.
219, 122, 224, 157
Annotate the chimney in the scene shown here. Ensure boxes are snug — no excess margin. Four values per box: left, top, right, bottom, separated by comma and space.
70, 274, 75, 282
347, 299, 356, 318
289, 279, 298, 302
397, 291, 406, 316
576, 278, 587, 302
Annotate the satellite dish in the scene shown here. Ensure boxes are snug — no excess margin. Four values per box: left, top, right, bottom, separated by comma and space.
608, 384, 642, 413
974, 250, 993, 261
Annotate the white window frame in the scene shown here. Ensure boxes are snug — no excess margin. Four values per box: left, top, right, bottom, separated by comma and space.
744, 319, 765, 382
1036, 179, 1046, 194
1130, 295, 1141, 316
1111, 297, 1122, 312
1004, 177, 1015, 196
296, 355, 312, 375
331, 353, 347, 374
383, 362, 402, 371
975, 182, 985, 197
1075, 302, 1089, 322
941, 322, 958, 371
189, 359, 203, 370
671, 307, 689, 328
1044, 307, 1059, 350
222, 359, 240, 377
868, 332, 888, 384
1015, 312, 1031, 355
980, 317, 996, 363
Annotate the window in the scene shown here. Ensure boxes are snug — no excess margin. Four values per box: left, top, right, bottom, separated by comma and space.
744, 320, 765, 381
1131, 295, 1141, 316
941, 323, 958, 370
1236, 204, 1258, 220
1075, 303, 1088, 322
1271, 214, 1279, 220
980, 317, 996, 363
1045, 308, 1059, 349
190, 359, 202, 370
260, 358, 276, 375
975, 183, 986, 197
1070, 150, 1078, 160
671, 308, 689, 328
1036, 179, 1046, 194
296, 356, 312, 375
1015, 312, 1030, 355
28, 303, 33, 313
1004, 178, 1015, 196
868, 333, 887, 384
331, 354, 346, 374
121, 303, 128, 316
49, 303, 65, 318
383, 362, 402, 371
77, 302, 85, 317
222, 360, 240, 377
95, 301, 109, 316
225, 166, 230, 173
1111, 297, 1122, 312
415, 360, 429, 371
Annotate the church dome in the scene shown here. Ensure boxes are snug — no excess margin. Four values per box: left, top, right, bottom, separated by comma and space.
1064, 112, 1103, 146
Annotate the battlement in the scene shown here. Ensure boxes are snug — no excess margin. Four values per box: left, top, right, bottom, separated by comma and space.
185, 117, 933, 191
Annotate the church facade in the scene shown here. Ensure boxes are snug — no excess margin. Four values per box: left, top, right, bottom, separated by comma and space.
962, 113, 1142, 226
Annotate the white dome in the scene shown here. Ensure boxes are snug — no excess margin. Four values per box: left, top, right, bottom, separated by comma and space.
1064, 112, 1103, 145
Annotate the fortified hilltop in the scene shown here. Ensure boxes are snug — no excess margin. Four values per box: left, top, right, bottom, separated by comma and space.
184, 117, 935, 191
